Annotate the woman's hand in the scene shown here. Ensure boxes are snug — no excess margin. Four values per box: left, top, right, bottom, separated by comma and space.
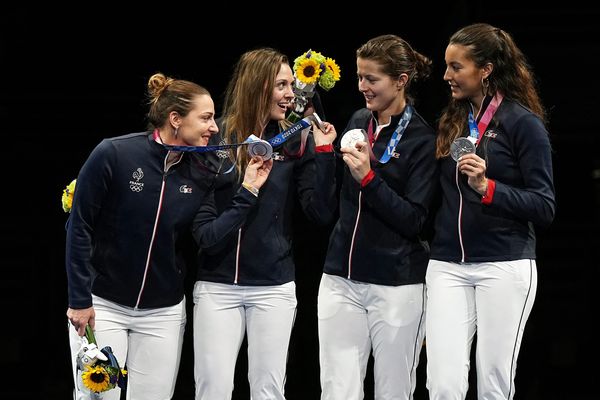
67, 306, 95, 336
242, 156, 273, 190
341, 141, 371, 183
313, 121, 337, 146
457, 153, 488, 195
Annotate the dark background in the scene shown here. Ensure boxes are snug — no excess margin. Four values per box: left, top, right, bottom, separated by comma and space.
1, 3, 598, 399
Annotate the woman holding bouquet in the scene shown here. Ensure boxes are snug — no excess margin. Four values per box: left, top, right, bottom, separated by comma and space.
318, 35, 438, 400
66, 72, 272, 399
426, 23, 555, 399
191, 47, 337, 400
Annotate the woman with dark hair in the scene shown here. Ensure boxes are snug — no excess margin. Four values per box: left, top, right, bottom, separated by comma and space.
426, 23, 556, 399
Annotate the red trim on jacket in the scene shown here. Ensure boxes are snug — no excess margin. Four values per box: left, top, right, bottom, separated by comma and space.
361, 170, 375, 187
315, 144, 334, 153
481, 179, 496, 205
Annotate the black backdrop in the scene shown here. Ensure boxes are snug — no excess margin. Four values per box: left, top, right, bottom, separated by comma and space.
1, 3, 598, 399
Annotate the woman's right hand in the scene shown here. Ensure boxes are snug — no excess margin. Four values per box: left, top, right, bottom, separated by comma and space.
242, 156, 273, 190
457, 153, 488, 195
341, 141, 372, 183
67, 306, 95, 336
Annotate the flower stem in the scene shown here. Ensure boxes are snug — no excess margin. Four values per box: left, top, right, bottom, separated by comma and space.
85, 324, 97, 345
286, 111, 303, 123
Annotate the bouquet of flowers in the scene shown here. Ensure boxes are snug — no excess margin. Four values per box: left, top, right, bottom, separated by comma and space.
288, 49, 341, 122
77, 325, 127, 393
62, 179, 77, 213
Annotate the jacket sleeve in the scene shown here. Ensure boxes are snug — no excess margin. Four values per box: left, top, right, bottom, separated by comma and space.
192, 187, 258, 254
294, 133, 337, 225
485, 114, 556, 228
65, 140, 115, 309
361, 134, 439, 239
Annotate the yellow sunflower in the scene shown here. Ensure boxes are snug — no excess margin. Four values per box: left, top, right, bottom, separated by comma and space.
82, 365, 111, 393
324, 58, 341, 81
296, 58, 321, 85
62, 179, 77, 213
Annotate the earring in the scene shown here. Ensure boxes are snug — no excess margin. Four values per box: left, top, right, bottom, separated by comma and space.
481, 77, 490, 96
174, 127, 179, 138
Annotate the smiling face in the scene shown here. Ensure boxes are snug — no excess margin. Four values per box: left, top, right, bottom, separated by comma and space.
176, 94, 218, 146
356, 57, 404, 117
444, 43, 490, 107
269, 63, 295, 121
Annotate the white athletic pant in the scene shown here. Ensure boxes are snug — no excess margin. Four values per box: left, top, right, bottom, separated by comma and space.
318, 273, 426, 400
69, 295, 186, 400
425, 259, 537, 400
192, 280, 297, 400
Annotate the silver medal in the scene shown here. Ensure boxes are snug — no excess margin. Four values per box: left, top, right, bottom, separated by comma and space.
450, 137, 476, 161
340, 129, 368, 149
247, 139, 273, 161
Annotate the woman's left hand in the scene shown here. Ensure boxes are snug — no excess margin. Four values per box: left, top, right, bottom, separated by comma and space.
457, 153, 488, 195
312, 121, 337, 146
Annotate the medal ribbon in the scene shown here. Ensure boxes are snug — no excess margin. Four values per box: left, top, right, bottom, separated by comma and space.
366, 105, 413, 164
160, 117, 313, 153
467, 93, 504, 145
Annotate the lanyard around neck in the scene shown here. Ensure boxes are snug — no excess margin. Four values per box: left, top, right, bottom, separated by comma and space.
366, 105, 413, 164
467, 93, 504, 145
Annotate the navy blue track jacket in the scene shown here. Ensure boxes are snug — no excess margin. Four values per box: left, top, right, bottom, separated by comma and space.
66, 132, 258, 309
430, 99, 556, 262
192, 120, 337, 285
323, 107, 439, 286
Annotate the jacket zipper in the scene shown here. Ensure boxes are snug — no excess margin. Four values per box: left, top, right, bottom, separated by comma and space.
348, 191, 363, 278
234, 228, 242, 284
134, 151, 181, 309
135, 174, 167, 309
455, 166, 466, 262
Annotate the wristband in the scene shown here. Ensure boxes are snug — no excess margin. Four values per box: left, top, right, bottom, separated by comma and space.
242, 182, 259, 197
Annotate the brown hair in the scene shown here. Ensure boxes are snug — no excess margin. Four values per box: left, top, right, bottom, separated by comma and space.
356, 34, 432, 104
436, 23, 546, 158
146, 72, 210, 129
222, 48, 289, 176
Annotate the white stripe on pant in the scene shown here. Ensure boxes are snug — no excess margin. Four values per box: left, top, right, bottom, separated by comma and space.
69, 295, 186, 400
425, 259, 537, 400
